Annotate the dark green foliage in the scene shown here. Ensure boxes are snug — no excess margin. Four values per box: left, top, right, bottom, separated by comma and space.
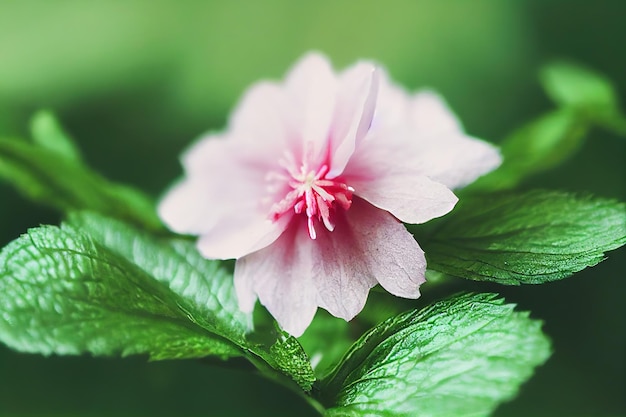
320, 293, 551, 417
423, 190, 626, 284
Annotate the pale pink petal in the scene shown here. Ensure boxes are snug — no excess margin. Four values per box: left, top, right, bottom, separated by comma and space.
162, 171, 288, 259
159, 137, 239, 235
232, 263, 257, 314
402, 91, 503, 188
306, 220, 378, 321
409, 133, 503, 189
410, 90, 464, 135
161, 133, 288, 258
370, 68, 411, 130
367, 85, 502, 190
350, 199, 426, 298
228, 82, 293, 153
235, 199, 426, 336
314, 198, 425, 305
179, 134, 229, 176
340, 63, 380, 146
197, 213, 291, 260
158, 177, 220, 235
328, 63, 379, 178
180, 135, 277, 192
284, 53, 337, 162
345, 156, 458, 224
234, 220, 319, 337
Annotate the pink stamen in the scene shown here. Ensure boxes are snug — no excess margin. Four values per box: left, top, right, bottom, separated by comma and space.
315, 164, 329, 179
268, 154, 354, 239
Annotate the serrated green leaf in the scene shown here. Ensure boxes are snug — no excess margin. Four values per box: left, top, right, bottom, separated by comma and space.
422, 190, 626, 284
65, 211, 252, 341
0, 136, 162, 230
30, 110, 82, 162
541, 61, 626, 135
0, 212, 315, 393
270, 332, 316, 392
468, 109, 587, 191
241, 305, 319, 393
0, 225, 241, 360
320, 293, 551, 417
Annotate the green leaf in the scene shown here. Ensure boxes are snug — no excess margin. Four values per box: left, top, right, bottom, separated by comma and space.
468, 109, 587, 191
243, 305, 318, 392
0, 136, 162, 230
541, 61, 626, 135
319, 293, 551, 417
470, 63, 626, 193
0, 225, 241, 360
0, 212, 315, 392
66, 211, 252, 342
270, 332, 316, 392
30, 110, 82, 162
541, 61, 619, 109
422, 190, 626, 284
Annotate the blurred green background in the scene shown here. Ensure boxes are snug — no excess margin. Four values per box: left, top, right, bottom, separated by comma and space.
0, 1, 624, 416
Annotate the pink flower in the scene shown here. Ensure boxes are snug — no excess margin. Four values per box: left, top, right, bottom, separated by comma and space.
159, 53, 501, 336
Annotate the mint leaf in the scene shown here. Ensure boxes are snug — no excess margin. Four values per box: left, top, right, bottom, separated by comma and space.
30, 110, 82, 162
468, 109, 587, 191
270, 332, 316, 392
0, 225, 240, 360
0, 136, 162, 230
422, 190, 626, 284
320, 293, 551, 417
540, 61, 626, 134
0, 213, 315, 392
66, 211, 252, 342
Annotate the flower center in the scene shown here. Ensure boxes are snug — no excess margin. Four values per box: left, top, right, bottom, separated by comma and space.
269, 156, 353, 240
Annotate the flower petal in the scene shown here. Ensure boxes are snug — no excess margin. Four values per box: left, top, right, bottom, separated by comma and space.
197, 212, 291, 260
370, 84, 502, 190
409, 90, 464, 135
345, 155, 459, 225
159, 137, 238, 235
228, 81, 298, 160
158, 176, 219, 235
312, 198, 426, 319
405, 91, 503, 189
328, 62, 379, 177
344, 198, 427, 298
233, 261, 257, 314
410, 133, 503, 189
370, 68, 411, 129
307, 225, 378, 322
234, 199, 426, 336
160, 134, 289, 259
283, 52, 337, 163
234, 220, 319, 337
